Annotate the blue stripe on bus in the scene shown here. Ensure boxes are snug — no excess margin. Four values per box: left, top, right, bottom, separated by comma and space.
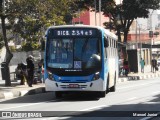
100, 28, 105, 80
53, 74, 94, 82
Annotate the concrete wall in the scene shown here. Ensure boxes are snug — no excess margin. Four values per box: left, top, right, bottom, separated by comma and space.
0, 47, 6, 63
10, 51, 44, 66
10, 52, 28, 66
0, 51, 44, 80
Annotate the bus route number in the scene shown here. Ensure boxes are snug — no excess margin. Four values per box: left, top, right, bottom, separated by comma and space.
56, 30, 93, 36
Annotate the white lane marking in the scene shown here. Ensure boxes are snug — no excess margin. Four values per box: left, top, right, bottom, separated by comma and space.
117, 81, 159, 90
79, 105, 107, 111
139, 112, 160, 120
126, 97, 137, 101
144, 102, 160, 104
0, 102, 46, 110
0, 99, 63, 111
152, 91, 160, 95
139, 117, 153, 120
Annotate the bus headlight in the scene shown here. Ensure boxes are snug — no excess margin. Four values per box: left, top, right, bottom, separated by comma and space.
93, 72, 100, 80
48, 72, 54, 81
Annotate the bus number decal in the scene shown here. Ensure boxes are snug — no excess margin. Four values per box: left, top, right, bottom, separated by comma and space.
55, 30, 94, 36
57, 30, 70, 36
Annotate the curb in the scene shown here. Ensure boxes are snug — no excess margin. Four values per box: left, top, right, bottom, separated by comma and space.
118, 77, 128, 83
0, 87, 45, 100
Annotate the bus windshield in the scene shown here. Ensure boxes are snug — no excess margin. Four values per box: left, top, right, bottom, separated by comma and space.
46, 37, 101, 73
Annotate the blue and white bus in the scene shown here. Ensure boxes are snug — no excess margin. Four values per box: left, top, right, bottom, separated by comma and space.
44, 25, 118, 98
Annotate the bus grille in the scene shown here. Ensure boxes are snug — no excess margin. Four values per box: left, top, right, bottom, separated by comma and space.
59, 80, 88, 83
60, 85, 87, 89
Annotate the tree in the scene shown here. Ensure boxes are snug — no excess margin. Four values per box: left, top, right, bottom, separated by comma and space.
63, 0, 91, 24
0, 34, 4, 49
106, 0, 160, 43
78, 0, 160, 43
0, 0, 14, 86
10, 0, 76, 50
0, 0, 76, 86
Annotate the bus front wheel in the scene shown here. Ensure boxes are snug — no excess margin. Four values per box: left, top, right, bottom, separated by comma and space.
100, 91, 106, 98
55, 91, 63, 98
106, 75, 109, 93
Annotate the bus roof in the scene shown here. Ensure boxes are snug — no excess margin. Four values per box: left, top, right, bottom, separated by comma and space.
48, 25, 103, 29
104, 29, 118, 40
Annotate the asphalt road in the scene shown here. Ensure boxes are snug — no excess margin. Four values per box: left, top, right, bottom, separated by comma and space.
0, 78, 160, 120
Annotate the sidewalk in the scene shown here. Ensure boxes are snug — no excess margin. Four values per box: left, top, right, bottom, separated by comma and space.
0, 80, 45, 99
118, 71, 160, 83
0, 70, 160, 100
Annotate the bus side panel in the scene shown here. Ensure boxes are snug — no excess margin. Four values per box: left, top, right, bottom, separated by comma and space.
101, 29, 108, 92
103, 58, 109, 90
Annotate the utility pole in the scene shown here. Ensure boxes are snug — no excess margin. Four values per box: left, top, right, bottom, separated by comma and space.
78, 9, 80, 24
136, 20, 138, 49
150, 10, 154, 72
138, 24, 143, 59
94, 0, 97, 26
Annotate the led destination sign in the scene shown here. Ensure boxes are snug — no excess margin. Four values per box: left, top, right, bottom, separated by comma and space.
56, 29, 94, 36
48, 28, 99, 37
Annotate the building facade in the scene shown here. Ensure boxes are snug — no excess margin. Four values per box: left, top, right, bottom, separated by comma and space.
72, 10, 109, 27
72, 8, 160, 72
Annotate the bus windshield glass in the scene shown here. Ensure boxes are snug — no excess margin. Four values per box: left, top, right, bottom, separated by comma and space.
46, 28, 101, 75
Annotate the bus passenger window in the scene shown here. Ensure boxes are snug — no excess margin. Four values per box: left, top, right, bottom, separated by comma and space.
104, 37, 108, 47
104, 47, 107, 58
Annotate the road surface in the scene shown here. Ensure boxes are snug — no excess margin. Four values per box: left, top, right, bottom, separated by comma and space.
0, 78, 160, 120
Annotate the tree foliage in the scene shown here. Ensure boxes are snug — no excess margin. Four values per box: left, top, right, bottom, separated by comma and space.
8, 0, 76, 51
0, 34, 4, 49
0, 0, 76, 85
0, 0, 14, 86
79, 0, 160, 43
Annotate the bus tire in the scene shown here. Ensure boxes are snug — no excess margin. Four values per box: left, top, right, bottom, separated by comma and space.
110, 73, 116, 92
100, 91, 106, 98
55, 91, 62, 98
106, 75, 109, 93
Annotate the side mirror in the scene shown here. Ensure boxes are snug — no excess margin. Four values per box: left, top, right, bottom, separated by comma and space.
86, 54, 101, 68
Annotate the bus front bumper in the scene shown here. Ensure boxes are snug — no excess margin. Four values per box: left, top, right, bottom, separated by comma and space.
45, 78, 105, 92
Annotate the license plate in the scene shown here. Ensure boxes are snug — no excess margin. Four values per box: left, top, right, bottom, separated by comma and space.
69, 84, 79, 88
